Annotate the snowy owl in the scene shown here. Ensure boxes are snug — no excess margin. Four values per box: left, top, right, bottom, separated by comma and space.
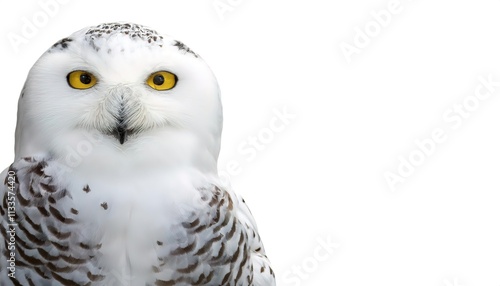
0, 22, 275, 285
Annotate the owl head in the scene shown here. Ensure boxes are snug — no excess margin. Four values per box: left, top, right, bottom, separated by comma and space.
15, 23, 222, 172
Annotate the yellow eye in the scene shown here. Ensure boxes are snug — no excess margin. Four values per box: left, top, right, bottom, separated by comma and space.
67, 71, 97, 89
147, 71, 177, 91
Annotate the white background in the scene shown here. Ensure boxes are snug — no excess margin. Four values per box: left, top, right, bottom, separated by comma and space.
1, 1, 500, 285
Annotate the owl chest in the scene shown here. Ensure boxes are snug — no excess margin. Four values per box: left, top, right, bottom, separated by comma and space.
67, 171, 204, 239
60, 174, 244, 284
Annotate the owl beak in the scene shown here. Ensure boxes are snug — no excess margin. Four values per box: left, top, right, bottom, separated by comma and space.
113, 106, 128, 144
115, 125, 127, 144
111, 122, 128, 144
106, 86, 137, 144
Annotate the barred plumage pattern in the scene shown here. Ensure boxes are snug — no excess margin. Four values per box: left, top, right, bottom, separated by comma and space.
0, 158, 274, 285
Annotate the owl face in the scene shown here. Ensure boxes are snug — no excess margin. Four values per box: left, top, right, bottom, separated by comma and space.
15, 23, 222, 167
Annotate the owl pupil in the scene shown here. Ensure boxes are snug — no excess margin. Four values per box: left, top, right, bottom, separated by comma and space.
80, 74, 92, 85
153, 75, 165, 85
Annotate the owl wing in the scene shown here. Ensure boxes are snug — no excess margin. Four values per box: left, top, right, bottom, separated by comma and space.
232, 191, 276, 286
0, 157, 103, 286
154, 185, 276, 286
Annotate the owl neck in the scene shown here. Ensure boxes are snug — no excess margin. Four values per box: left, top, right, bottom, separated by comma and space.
15, 128, 220, 177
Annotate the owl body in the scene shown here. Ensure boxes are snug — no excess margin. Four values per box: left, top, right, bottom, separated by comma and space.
0, 23, 274, 285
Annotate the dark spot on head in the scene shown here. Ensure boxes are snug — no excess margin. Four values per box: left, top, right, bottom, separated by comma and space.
89, 40, 100, 52
51, 37, 73, 51
173, 40, 199, 58
101, 202, 108, 210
